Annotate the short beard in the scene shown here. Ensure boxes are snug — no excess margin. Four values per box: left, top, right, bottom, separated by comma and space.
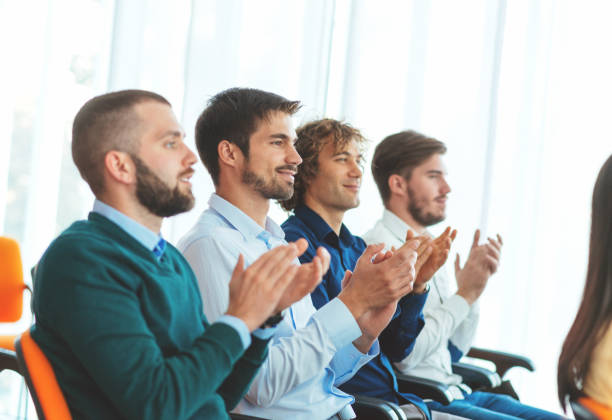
241, 164, 295, 200
131, 155, 195, 218
407, 186, 445, 227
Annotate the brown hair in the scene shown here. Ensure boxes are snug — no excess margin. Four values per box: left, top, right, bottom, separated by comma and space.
557, 154, 612, 410
371, 130, 446, 204
195, 87, 301, 185
72, 89, 170, 195
279, 118, 367, 211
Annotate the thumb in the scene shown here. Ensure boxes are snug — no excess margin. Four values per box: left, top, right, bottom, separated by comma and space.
341, 270, 353, 289
361, 243, 385, 262
231, 254, 245, 282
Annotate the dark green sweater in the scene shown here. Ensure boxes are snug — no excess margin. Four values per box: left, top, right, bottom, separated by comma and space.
31, 212, 268, 419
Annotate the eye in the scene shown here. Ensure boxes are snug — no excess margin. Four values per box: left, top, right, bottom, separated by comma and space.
271, 140, 283, 146
164, 140, 177, 149
336, 157, 347, 163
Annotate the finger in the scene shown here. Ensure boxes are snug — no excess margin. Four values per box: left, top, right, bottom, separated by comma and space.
471, 229, 480, 249
341, 270, 353, 289
450, 229, 458, 241
372, 251, 386, 264
316, 247, 331, 274
401, 237, 421, 253
416, 237, 432, 257
391, 246, 397, 253
231, 254, 245, 283
497, 233, 503, 246
361, 243, 386, 262
405, 230, 415, 241
484, 255, 499, 274
415, 246, 433, 273
487, 237, 502, 253
252, 244, 298, 281
293, 238, 309, 256
454, 253, 461, 273
484, 243, 500, 261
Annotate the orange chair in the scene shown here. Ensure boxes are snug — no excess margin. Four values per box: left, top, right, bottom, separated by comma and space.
0, 237, 31, 350
15, 329, 72, 420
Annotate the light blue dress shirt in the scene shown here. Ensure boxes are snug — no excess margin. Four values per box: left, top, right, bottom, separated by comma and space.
92, 199, 253, 349
177, 194, 378, 420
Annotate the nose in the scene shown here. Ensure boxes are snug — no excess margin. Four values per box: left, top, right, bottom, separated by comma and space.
183, 143, 198, 167
349, 159, 362, 178
287, 143, 302, 166
441, 177, 451, 194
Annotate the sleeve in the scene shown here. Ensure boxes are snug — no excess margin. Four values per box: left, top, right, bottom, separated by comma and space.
183, 233, 367, 407
393, 274, 471, 372
34, 237, 250, 420
449, 299, 480, 356
379, 291, 427, 362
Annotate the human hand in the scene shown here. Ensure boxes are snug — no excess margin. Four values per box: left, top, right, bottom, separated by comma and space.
455, 230, 503, 304
413, 227, 457, 293
225, 242, 309, 331
338, 238, 419, 321
274, 241, 329, 312
340, 269, 398, 353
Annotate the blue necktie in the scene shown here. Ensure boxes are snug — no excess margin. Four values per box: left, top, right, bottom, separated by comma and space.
153, 237, 167, 261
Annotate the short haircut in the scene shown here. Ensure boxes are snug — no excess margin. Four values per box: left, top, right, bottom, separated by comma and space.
72, 89, 170, 195
279, 118, 367, 211
371, 130, 447, 204
195, 87, 301, 185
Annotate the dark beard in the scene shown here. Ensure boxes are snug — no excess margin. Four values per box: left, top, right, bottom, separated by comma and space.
131, 155, 195, 217
241, 165, 295, 200
408, 186, 445, 227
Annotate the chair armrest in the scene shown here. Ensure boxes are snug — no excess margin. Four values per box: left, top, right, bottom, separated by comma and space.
229, 414, 271, 420
395, 372, 454, 405
467, 347, 535, 378
354, 395, 403, 420
0, 348, 20, 373
452, 362, 502, 389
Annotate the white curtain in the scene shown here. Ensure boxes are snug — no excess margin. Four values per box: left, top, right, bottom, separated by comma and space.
2, 0, 612, 414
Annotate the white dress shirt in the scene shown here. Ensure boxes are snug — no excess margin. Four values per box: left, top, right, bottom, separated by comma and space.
362, 209, 479, 385
178, 194, 377, 420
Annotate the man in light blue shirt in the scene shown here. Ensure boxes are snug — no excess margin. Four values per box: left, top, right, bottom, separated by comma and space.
179, 87, 423, 419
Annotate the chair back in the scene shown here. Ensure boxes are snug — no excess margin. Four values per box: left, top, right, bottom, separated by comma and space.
571, 397, 612, 420
0, 237, 26, 322
15, 329, 72, 420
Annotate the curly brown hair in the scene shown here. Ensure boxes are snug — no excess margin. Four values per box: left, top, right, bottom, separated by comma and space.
279, 118, 368, 211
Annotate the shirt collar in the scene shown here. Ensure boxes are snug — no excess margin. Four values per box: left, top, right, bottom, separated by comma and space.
294, 205, 355, 247
208, 193, 285, 241
92, 199, 164, 255
381, 208, 431, 242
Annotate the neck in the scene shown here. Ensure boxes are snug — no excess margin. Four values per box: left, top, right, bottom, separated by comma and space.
215, 182, 270, 228
97, 193, 163, 233
387, 198, 426, 235
303, 196, 345, 235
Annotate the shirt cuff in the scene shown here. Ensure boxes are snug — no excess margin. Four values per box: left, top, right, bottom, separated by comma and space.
252, 327, 278, 340
312, 297, 362, 349
333, 339, 380, 385
216, 315, 252, 350
401, 288, 429, 317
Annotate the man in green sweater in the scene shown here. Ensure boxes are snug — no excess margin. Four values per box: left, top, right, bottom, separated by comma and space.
31, 90, 324, 419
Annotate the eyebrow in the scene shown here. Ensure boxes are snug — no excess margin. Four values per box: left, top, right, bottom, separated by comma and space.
333, 151, 364, 159
425, 169, 444, 175
159, 130, 185, 140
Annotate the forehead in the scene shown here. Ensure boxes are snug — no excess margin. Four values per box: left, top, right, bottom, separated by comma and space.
321, 137, 363, 157
414, 153, 447, 172
134, 101, 182, 138
251, 110, 296, 139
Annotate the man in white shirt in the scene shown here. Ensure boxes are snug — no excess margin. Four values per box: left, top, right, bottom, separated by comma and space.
364, 130, 564, 419
178, 88, 424, 420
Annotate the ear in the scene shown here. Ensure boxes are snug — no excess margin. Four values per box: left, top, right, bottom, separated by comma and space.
104, 150, 135, 186
388, 174, 407, 197
217, 139, 243, 168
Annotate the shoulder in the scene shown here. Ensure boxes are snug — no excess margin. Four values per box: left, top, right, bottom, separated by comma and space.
282, 215, 315, 242
177, 209, 244, 255
362, 219, 395, 246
